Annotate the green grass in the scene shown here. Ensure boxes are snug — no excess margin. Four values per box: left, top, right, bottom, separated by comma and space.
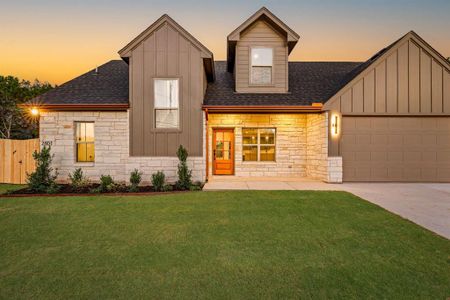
0, 184, 25, 194
0, 191, 449, 299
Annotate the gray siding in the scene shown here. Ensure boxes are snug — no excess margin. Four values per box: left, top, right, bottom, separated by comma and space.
129, 22, 205, 156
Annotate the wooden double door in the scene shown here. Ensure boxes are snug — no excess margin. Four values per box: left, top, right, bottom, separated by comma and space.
213, 129, 234, 175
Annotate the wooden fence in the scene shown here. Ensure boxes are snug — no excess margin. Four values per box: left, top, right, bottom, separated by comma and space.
0, 139, 40, 184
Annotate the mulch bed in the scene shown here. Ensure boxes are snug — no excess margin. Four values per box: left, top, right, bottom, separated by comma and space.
0, 184, 193, 198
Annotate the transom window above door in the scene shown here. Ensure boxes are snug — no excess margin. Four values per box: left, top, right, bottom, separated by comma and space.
242, 128, 276, 162
251, 48, 273, 85
154, 79, 179, 129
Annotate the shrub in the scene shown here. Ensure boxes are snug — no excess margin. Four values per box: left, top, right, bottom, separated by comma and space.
129, 169, 142, 192
27, 141, 59, 193
163, 184, 173, 192
68, 168, 90, 191
151, 171, 166, 192
175, 145, 192, 190
90, 175, 119, 193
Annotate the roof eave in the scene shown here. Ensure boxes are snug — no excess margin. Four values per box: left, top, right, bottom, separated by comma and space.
20, 103, 129, 112
202, 105, 323, 113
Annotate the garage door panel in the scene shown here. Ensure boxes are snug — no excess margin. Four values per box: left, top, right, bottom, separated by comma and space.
342, 117, 450, 182
437, 151, 450, 161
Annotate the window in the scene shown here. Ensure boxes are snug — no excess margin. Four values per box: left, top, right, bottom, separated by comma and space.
154, 79, 179, 129
251, 48, 273, 85
75, 122, 95, 162
242, 128, 276, 162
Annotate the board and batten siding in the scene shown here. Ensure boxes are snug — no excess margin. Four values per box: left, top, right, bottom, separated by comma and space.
235, 20, 288, 93
325, 39, 450, 115
129, 22, 206, 156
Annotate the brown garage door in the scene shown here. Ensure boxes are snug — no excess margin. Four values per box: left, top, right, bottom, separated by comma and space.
341, 117, 450, 182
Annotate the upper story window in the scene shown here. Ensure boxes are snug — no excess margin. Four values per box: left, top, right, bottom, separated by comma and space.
154, 79, 179, 129
75, 122, 95, 162
251, 48, 273, 85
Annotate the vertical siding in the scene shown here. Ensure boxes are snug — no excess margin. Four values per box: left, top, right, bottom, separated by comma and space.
326, 38, 450, 115
397, 42, 409, 113
129, 22, 205, 156
444, 70, 450, 113
235, 20, 288, 93
375, 61, 386, 112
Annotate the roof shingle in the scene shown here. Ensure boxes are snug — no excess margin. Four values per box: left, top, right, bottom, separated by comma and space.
35, 60, 128, 105
204, 61, 361, 106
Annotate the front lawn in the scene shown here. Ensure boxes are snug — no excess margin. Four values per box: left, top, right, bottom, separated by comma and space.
0, 191, 449, 299
0, 184, 25, 195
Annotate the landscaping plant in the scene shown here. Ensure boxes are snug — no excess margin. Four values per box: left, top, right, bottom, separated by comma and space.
92, 175, 124, 193
129, 169, 142, 192
151, 171, 166, 192
26, 141, 59, 193
175, 145, 192, 190
68, 168, 90, 192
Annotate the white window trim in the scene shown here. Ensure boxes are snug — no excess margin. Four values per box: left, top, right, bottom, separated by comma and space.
153, 78, 180, 130
249, 47, 274, 86
242, 128, 276, 162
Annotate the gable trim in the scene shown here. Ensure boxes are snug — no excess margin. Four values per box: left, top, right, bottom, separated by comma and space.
227, 7, 300, 42
118, 14, 213, 59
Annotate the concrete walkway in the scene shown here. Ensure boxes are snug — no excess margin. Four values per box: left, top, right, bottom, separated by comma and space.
204, 177, 450, 239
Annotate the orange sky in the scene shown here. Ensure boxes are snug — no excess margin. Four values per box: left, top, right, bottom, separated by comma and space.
1, 1, 449, 85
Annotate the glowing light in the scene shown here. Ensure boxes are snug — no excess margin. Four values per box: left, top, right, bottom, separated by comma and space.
331, 114, 339, 136
30, 107, 39, 116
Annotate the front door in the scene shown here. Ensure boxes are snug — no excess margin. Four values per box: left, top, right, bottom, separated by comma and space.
213, 129, 234, 175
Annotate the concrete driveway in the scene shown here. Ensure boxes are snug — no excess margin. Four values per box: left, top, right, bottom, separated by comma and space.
204, 177, 450, 239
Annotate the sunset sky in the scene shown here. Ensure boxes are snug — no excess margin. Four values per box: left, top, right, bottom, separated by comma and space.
1, 0, 449, 85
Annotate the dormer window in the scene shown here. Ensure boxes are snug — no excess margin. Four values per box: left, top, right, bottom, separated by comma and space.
251, 48, 273, 85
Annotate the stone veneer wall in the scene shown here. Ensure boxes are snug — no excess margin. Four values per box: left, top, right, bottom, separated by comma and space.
305, 113, 329, 180
39, 111, 205, 184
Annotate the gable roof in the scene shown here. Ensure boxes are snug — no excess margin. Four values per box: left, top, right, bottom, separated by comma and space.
324, 31, 450, 108
118, 14, 215, 81
32, 60, 129, 108
227, 7, 300, 72
204, 61, 361, 107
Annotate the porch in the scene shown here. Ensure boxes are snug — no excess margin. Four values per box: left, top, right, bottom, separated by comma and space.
206, 112, 342, 183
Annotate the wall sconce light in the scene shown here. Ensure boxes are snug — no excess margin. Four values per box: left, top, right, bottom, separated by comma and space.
30, 107, 40, 116
331, 114, 339, 136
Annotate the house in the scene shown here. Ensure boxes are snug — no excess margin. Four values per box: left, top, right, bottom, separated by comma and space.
35, 7, 450, 183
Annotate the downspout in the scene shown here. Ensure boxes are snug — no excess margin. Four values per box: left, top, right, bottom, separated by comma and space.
204, 109, 209, 182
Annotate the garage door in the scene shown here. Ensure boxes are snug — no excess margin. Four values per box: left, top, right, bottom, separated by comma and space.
341, 117, 450, 182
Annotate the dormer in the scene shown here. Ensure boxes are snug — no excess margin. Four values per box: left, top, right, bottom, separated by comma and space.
227, 7, 300, 93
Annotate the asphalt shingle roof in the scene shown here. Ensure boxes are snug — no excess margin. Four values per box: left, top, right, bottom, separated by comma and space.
37, 59, 366, 107
36, 60, 129, 105
203, 61, 362, 106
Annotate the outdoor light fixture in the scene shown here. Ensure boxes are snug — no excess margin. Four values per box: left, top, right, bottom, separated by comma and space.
30, 107, 39, 116
331, 114, 339, 136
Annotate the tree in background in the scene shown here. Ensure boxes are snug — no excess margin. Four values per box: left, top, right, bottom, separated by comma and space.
0, 76, 53, 139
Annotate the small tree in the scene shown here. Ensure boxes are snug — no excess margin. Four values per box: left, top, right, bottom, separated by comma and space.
175, 145, 192, 190
27, 141, 58, 193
